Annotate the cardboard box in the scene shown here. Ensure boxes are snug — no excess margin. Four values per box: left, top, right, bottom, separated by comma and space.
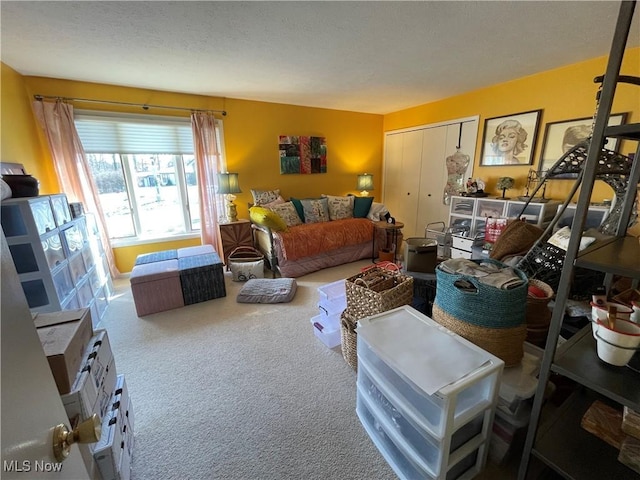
35, 308, 93, 394
61, 329, 117, 423
93, 387, 135, 480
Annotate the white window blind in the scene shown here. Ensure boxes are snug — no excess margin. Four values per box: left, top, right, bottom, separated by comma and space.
74, 111, 194, 154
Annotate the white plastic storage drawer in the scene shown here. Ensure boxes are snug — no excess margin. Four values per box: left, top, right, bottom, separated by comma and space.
357, 361, 488, 477
357, 392, 483, 480
310, 313, 341, 348
357, 306, 503, 438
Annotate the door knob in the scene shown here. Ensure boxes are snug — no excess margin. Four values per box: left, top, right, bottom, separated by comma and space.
53, 414, 101, 462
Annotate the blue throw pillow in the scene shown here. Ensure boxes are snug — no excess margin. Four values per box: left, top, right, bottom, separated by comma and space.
353, 196, 374, 218
290, 198, 305, 222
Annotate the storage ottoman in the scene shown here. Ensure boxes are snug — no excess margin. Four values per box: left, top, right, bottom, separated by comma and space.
177, 245, 215, 258
178, 252, 226, 305
134, 249, 178, 266
129, 259, 184, 316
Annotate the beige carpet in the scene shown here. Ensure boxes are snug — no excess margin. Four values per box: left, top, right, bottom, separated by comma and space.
101, 260, 398, 480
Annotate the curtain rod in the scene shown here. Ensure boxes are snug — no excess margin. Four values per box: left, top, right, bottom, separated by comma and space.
33, 94, 227, 116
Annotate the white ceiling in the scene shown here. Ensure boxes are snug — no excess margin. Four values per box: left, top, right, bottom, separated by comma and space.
2, 1, 639, 115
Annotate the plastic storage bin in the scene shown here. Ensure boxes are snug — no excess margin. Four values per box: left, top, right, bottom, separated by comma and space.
358, 360, 489, 477
357, 392, 486, 480
317, 279, 347, 315
355, 306, 503, 479
357, 307, 503, 438
310, 313, 341, 348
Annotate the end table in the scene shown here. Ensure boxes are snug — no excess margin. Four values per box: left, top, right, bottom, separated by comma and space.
372, 220, 404, 263
218, 219, 253, 267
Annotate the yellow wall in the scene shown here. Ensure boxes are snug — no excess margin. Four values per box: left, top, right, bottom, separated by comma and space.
2, 48, 639, 271
384, 48, 640, 202
3, 70, 383, 271
1, 64, 59, 193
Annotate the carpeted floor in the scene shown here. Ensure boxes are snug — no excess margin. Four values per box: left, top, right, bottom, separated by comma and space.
100, 259, 399, 480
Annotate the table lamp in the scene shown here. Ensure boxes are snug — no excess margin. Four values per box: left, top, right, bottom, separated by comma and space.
217, 172, 242, 222
357, 173, 374, 196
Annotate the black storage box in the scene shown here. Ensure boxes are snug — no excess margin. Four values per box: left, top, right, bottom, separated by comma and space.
404, 238, 438, 273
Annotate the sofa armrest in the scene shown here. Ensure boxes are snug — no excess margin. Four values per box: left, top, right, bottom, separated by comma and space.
251, 223, 278, 278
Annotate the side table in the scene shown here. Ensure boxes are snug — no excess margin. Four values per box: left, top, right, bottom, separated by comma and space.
372, 220, 404, 263
218, 219, 253, 268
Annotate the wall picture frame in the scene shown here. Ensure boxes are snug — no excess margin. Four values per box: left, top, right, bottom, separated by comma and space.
480, 110, 541, 167
537, 112, 628, 174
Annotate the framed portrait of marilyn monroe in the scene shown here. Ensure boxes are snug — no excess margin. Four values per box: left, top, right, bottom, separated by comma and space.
538, 112, 627, 175
480, 110, 542, 166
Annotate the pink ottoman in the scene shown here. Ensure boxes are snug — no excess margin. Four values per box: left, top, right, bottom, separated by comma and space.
177, 245, 215, 258
130, 259, 184, 316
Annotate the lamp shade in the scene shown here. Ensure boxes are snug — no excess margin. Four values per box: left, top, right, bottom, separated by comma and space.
217, 172, 242, 194
356, 173, 374, 192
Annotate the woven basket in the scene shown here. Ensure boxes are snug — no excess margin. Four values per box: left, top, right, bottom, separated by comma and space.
432, 304, 526, 366
434, 259, 528, 329
489, 219, 544, 261
340, 310, 359, 371
526, 279, 554, 328
345, 266, 413, 319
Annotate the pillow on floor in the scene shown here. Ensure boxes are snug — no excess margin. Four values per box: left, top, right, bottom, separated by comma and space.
237, 278, 298, 304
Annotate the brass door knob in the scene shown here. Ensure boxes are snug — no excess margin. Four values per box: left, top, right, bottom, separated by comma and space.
52, 414, 101, 462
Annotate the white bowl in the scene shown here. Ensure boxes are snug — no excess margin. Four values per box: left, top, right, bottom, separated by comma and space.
593, 318, 640, 366
591, 302, 633, 323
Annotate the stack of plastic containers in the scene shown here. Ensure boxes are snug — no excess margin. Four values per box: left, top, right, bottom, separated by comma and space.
310, 279, 346, 348
355, 306, 504, 479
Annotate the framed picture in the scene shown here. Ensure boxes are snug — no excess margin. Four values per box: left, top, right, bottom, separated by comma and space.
480, 110, 541, 166
538, 112, 628, 174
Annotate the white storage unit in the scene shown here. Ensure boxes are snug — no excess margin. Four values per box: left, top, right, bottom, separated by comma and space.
311, 280, 346, 348
448, 195, 560, 240
1, 195, 113, 327
356, 306, 504, 479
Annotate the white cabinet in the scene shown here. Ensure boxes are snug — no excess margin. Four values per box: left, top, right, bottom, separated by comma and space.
448, 196, 560, 239
1, 195, 112, 327
356, 306, 503, 480
383, 118, 479, 238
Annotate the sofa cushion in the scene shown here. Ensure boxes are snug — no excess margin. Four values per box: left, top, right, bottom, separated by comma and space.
353, 196, 374, 218
322, 195, 354, 221
249, 206, 288, 232
367, 202, 390, 221
251, 188, 281, 206
301, 197, 330, 223
269, 202, 302, 227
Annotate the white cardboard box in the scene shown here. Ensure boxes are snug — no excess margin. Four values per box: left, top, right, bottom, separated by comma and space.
93, 386, 135, 480
61, 329, 117, 422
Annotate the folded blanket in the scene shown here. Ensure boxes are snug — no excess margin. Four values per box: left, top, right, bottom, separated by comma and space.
440, 258, 524, 290
275, 218, 374, 261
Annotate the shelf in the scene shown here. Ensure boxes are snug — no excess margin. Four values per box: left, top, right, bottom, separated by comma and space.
532, 388, 638, 480
551, 325, 640, 410
605, 123, 640, 141
575, 236, 640, 278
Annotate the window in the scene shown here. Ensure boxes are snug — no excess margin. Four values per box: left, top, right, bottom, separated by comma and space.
75, 111, 225, 243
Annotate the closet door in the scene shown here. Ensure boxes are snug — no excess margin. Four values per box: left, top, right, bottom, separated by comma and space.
382, 129, 423, 232
414, 127, 448, 237
415, 121, 478, 238
383, 117, 479, 240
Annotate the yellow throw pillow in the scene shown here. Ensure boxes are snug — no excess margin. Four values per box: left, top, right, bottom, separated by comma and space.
249, 206, 288, 232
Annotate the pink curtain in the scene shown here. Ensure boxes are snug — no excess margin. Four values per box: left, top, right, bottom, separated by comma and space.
191, 112, 224, 254
33, 100, 120, 278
